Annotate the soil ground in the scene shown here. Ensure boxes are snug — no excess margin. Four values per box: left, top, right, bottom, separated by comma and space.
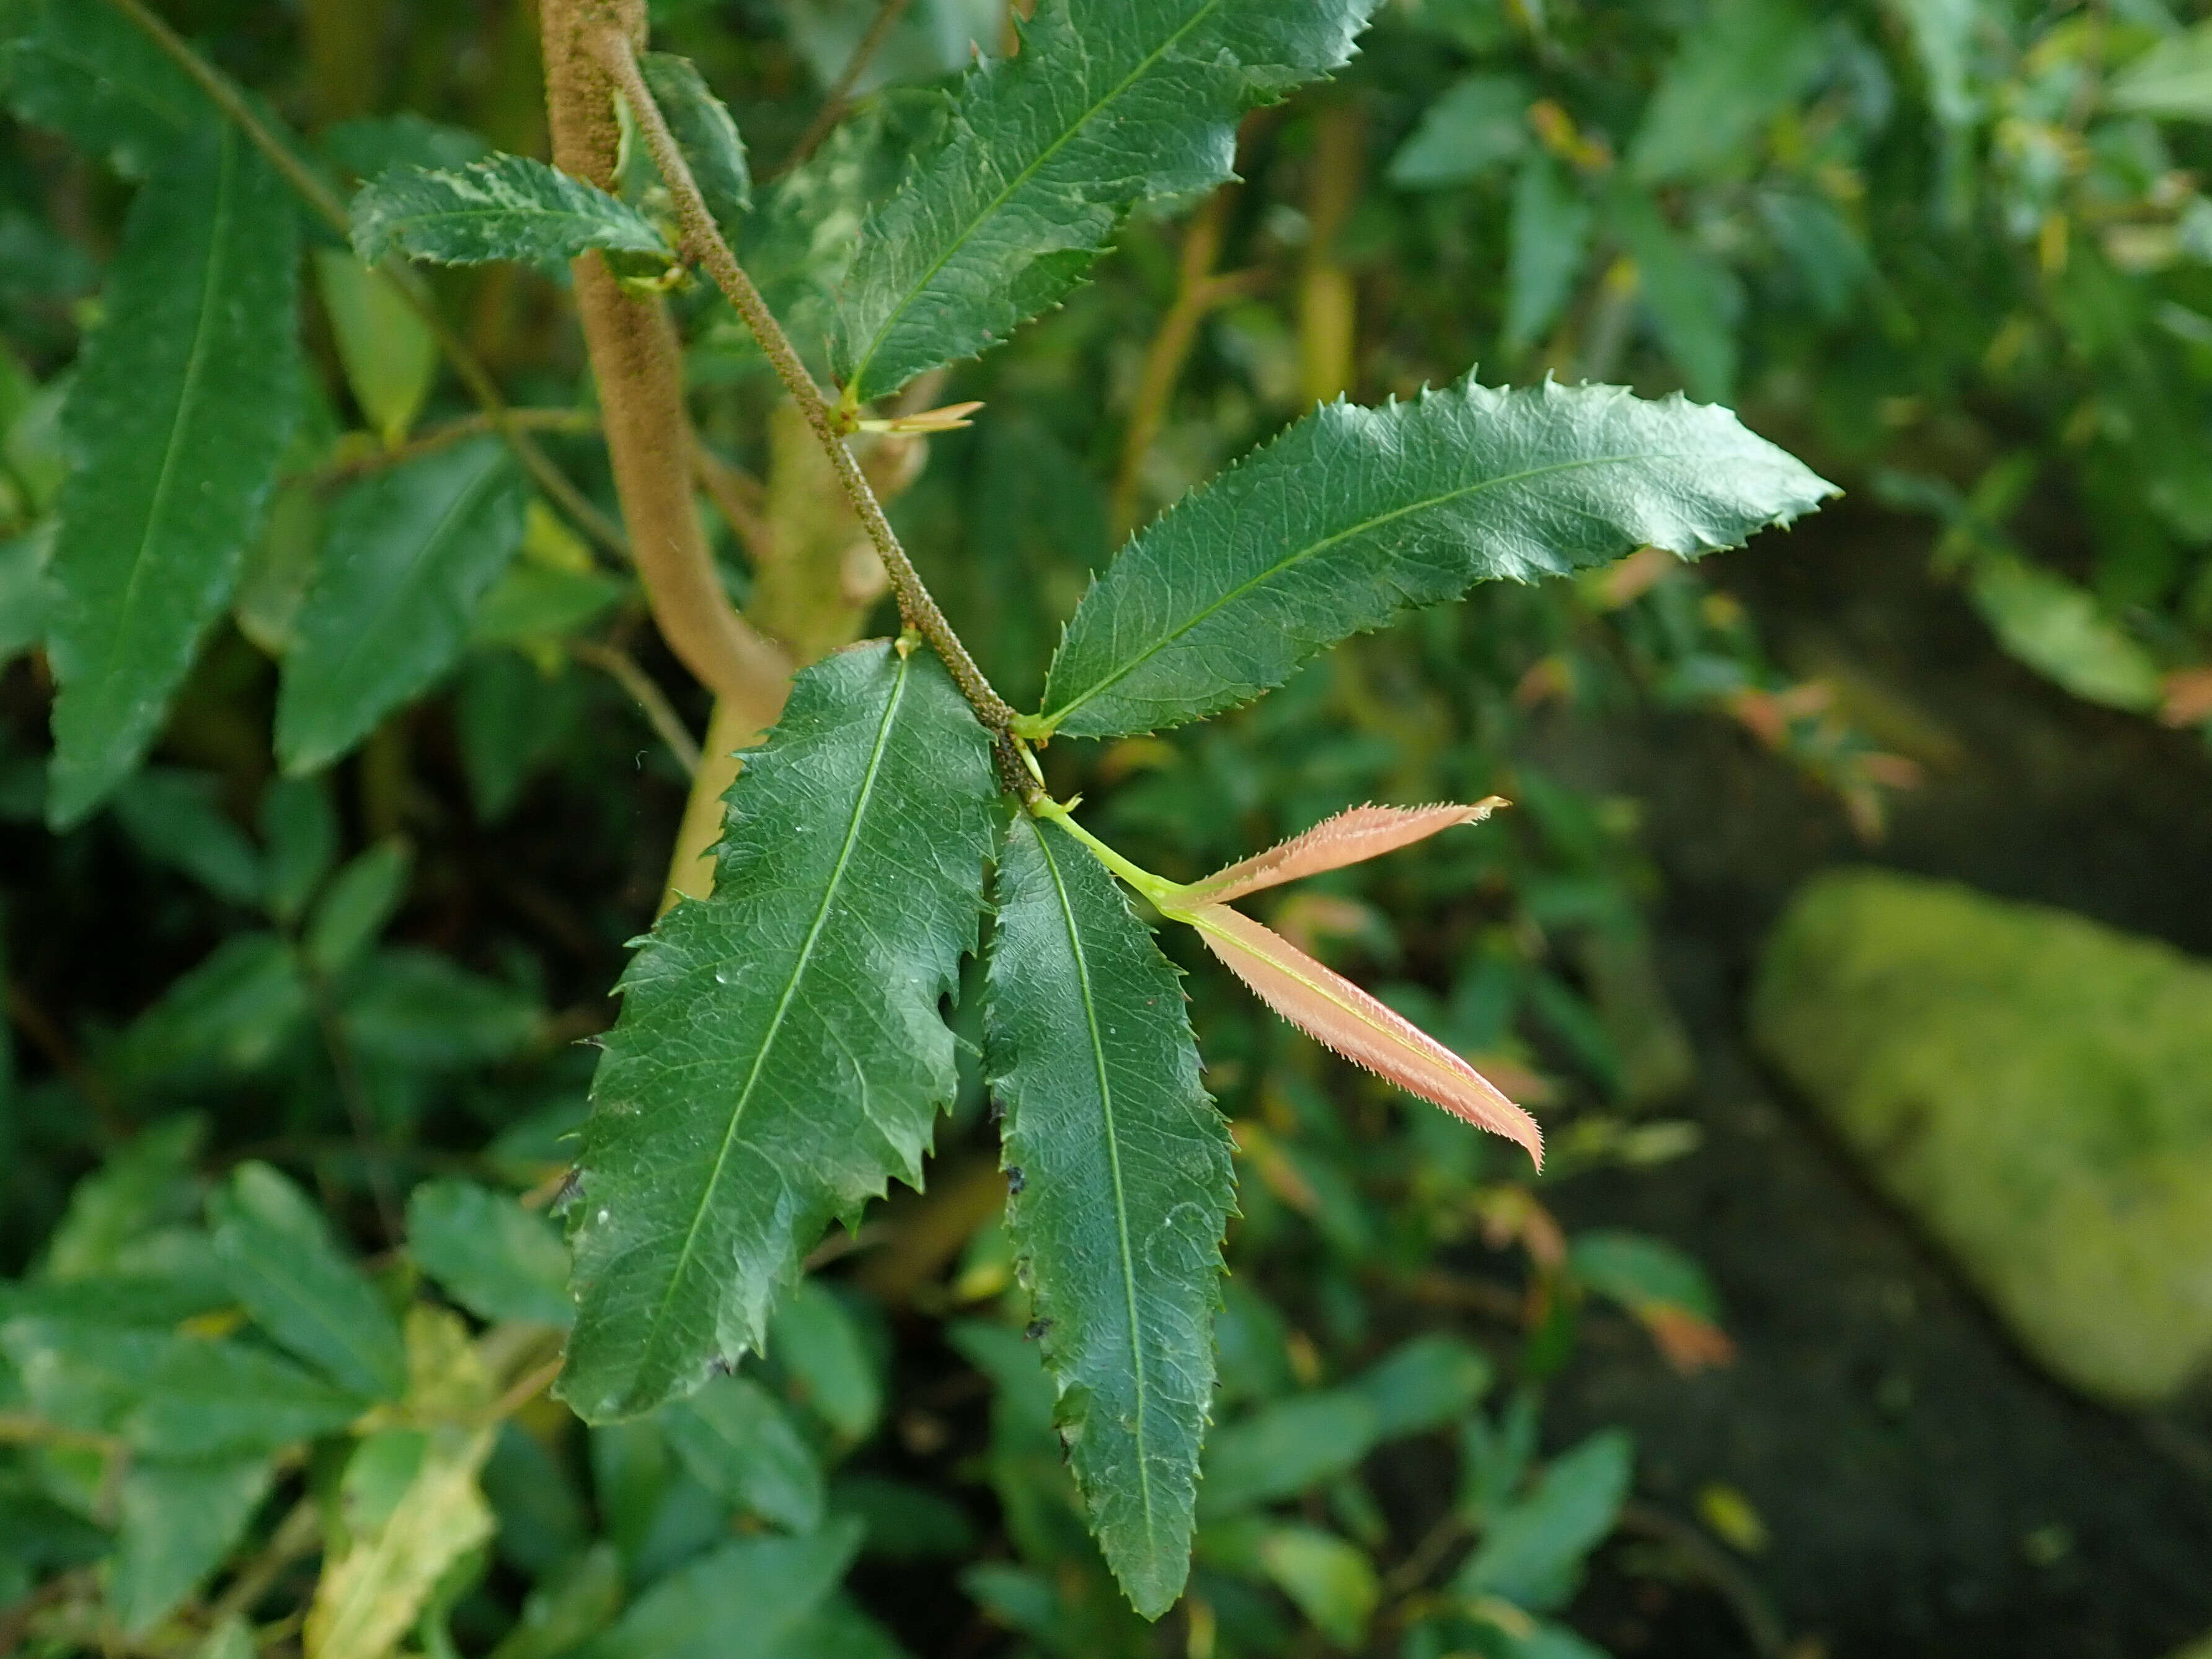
1539, 501, 2212, 1659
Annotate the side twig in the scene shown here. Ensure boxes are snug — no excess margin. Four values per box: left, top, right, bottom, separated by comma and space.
595, 22, 1017, 735
774, 0, 915, 177
568, 639, 702, 774
102, 0, 631, 565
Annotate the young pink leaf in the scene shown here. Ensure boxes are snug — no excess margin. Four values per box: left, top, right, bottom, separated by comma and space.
1181, 799, 1507, 906
1178, 902, 1542, 1168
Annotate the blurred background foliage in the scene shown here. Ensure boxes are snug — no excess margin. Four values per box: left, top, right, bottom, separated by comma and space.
2, 1, 2211, 1657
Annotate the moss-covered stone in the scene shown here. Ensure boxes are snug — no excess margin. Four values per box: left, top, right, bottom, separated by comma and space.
1751, 869, 2212, 1407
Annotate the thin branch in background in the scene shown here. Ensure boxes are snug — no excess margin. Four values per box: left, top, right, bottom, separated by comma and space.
317, 407, 598, 487
1616, 1501, 1792, 1659
3, 976, 126, 1140
596, 25, 1018, 735
570, 639, 704, 775
209, 1498, 322, 1626
692, 441, 773, 564
1110, 183, 1265, 539
772, 0, 915, 178
102, 0, 632, 565
298, 960, 403, 1245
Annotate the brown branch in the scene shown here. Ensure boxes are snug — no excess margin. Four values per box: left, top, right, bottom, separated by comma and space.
539, 0, 793, 724
102, 0, 631, 565
774, 0, 916, 177
1110, 185, 1263, 539
1298, 101, 1364, 407
3, 976, 125, 1139
593, 20, 1017, 735
568, 639, 702, 774
209, 1497, 322, 1626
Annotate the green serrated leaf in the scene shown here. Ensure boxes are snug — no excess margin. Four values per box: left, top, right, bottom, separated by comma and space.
639, 53, 751, 232
1035, 374, 1833, 738
276, 437, 528, 774
210, 1161, 407, 1401
831, 0, 1379, 403
660, 1374, 824, 1533
983, 812, 1233, 1618
0, 0, 210, 179
44, 124, 300, 828
351, 154, 673, 272
408, 1178, 573, 1329
112, 1456, 273, 1634
568, 1524, 861, 1659
560, 642, 996, 1421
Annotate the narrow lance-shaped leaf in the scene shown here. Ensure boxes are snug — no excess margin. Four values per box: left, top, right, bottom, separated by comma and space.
0, 0, 210, 179
561, 642, 997, 1421
351, 153, 672, 272
1174, 901, 1544, 1167
45, 123, 301, 827
275, 436, 528, 774
1179, 799, 1503, 906
1033, 375, 1834, 740
831, 0, 1379, 404
984, 812, 1236, 1618
639, 52, 752, 233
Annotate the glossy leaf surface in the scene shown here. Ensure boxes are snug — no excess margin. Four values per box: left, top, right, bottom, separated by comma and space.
832, 0, 1377, 402
275, 437, 527, 774
45, 125, 299, 826
560, 643, 996, 1420
984, 813, 1234, 1616
351, 154, 671, 271
1037, 376, 1832, 738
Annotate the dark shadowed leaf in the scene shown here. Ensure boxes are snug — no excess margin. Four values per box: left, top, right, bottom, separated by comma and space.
984, 812, 1234, 1617
276, 437, 527, 774
407, 1178, 573, 1329
560, 643, 996, 1420
210, 1161, 406, 1400
43, 125, 299, 826
660, 1374, 823, 1533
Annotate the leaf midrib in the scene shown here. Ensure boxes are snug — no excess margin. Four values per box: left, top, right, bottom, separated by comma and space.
1030, 819, 1159, 1550
101, 127, 240, 696
846, 0, 1230, 395
1041, 447, 1698, 730
637, 652, 915, 1386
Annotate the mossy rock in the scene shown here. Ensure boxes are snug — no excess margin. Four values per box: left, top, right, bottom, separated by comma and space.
1750, 869, 2212, 1407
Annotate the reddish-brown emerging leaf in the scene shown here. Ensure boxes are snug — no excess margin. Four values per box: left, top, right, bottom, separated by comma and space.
1179, 902, 1543, 1168
1180, 799, 1506, 906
